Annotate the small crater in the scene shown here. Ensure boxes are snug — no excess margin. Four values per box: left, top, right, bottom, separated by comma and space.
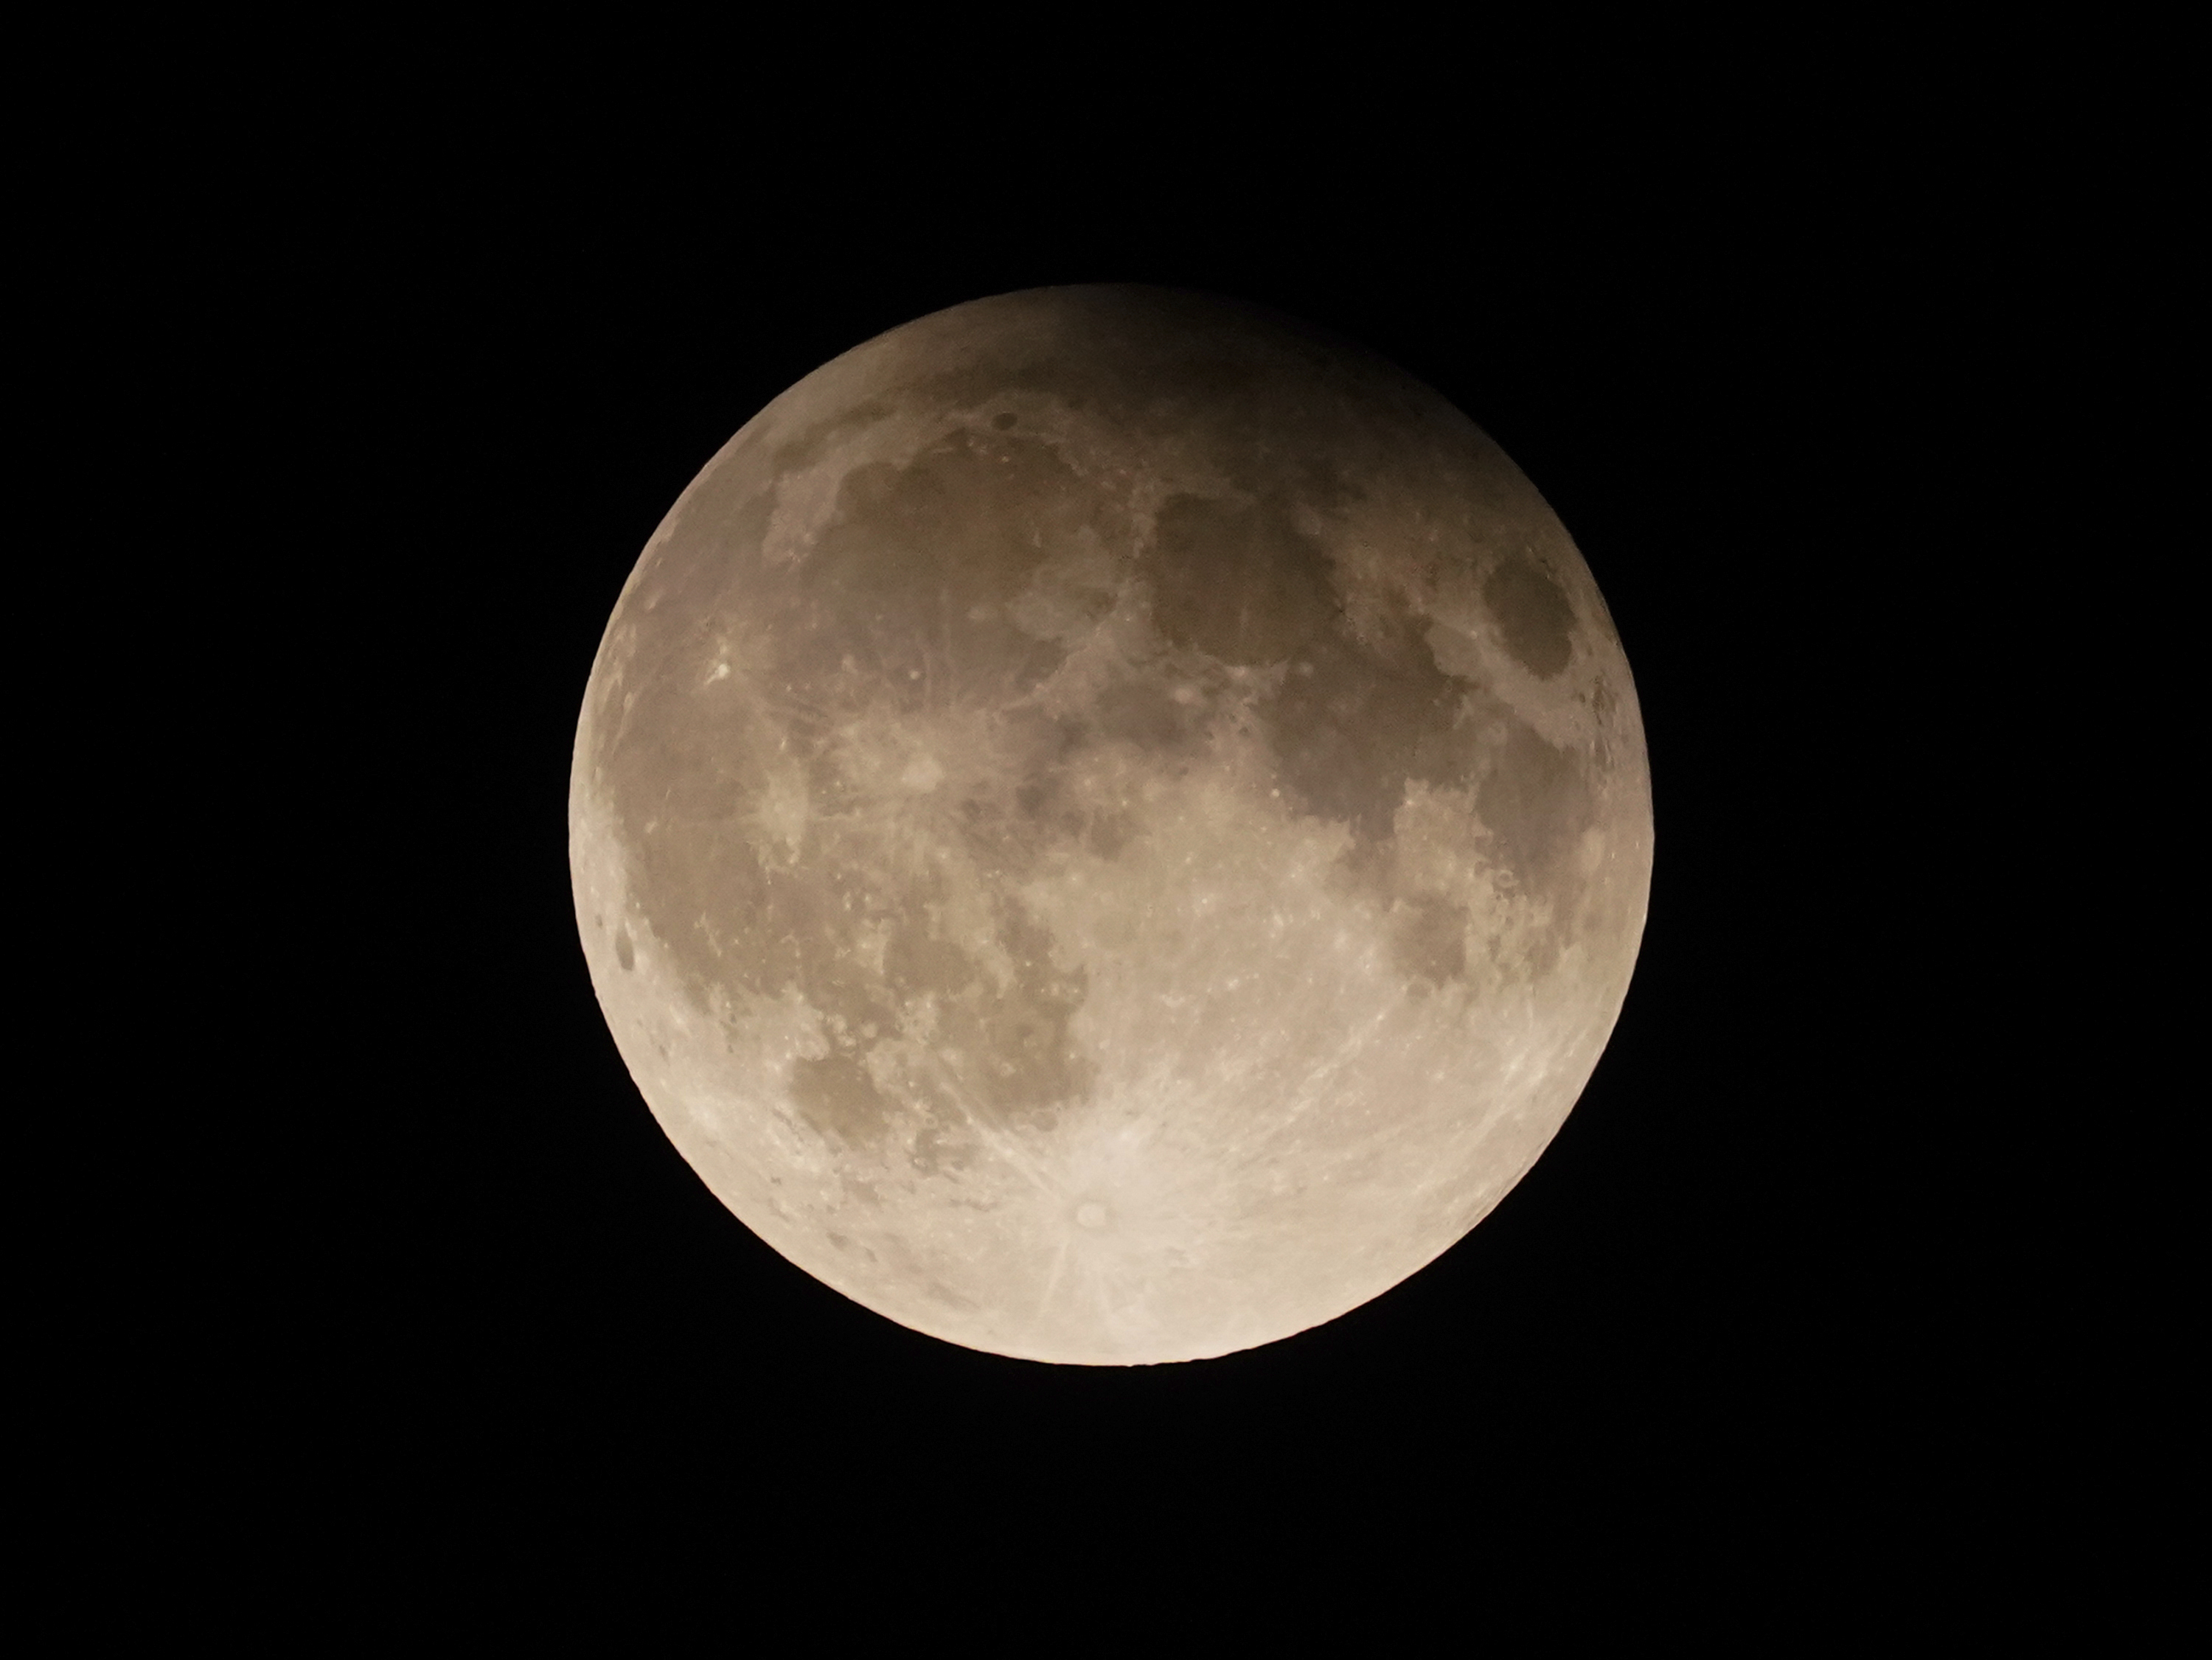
992, 411, 1019, 430
1076, 1201, 1109, 1230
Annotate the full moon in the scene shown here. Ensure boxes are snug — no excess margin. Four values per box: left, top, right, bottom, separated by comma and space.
570, 287, 1651, 1364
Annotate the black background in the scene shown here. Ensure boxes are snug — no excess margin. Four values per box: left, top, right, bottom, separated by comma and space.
220, 78, 2014, 1619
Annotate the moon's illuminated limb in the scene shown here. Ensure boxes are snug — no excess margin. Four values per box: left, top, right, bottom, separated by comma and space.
570, 287, 1651, 1364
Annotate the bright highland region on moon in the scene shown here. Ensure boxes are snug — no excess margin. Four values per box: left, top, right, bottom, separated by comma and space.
570, 287, 1652, 1364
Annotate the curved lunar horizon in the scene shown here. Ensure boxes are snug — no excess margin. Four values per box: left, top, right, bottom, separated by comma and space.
570, 286, 1652, 1364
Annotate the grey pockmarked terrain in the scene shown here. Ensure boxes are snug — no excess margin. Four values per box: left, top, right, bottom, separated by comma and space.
570, 287, 1652, 1364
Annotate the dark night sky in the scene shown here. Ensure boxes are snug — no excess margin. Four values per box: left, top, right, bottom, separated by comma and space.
230, 91, 2010, 1614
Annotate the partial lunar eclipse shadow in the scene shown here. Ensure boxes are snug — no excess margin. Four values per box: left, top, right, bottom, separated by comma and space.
571, 286, 1651, 1364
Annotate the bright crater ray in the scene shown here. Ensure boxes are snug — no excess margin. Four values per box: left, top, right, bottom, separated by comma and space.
569, 287, 1652, 1364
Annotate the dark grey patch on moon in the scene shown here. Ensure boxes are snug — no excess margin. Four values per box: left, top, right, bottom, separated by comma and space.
1390, 894, 1470, 988
1092, 680, 1202, 754
796, 429, 1090, 703
1484, 553, 1576, 679
791, 1052, 894, 1147
1263, 614, 1475, 848
1144, 493, 1339, 668
1476, 721, 1593, 902
614, 927, 634, 972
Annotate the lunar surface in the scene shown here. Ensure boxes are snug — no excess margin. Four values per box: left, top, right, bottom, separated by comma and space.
570, 287, 1651, 1364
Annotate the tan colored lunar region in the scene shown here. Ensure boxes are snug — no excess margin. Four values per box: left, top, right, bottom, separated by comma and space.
570, 287, 1652, 1365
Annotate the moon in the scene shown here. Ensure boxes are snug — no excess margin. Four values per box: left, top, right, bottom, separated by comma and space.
570, 287, 1651, 1364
